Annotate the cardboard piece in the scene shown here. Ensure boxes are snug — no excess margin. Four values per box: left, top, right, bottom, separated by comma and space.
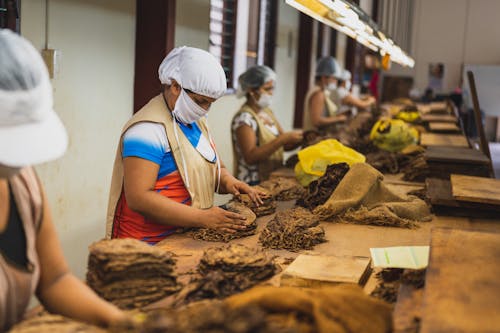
280, 254, 371, 288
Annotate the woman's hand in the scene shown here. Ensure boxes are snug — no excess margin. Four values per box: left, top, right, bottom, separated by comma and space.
225, 177, 264, 206
199, 206, 248, 233
280, 130, 303, 145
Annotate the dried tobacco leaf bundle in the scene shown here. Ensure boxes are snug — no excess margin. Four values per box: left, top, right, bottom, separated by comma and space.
237, 185, 277, 217
297, 163, 350, 210
259, 177, 306, 201
259, 207, 326, 251
87, 238, 180, 309
190, 201, 257, 242
176, 244, 278, 305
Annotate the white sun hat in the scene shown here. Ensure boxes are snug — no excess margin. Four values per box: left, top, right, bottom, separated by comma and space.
0, 29, 68, 167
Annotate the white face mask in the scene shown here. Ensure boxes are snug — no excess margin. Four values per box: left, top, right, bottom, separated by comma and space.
0, 164, 21, 178
256, 92, 272, 108
345, 80, 352, 91
172, 88, 209, 124
327, 82, 337, 91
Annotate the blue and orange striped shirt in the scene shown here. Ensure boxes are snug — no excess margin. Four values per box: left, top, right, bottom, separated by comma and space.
113, 121, 216, 244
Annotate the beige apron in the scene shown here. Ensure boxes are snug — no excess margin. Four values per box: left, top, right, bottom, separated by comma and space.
302, 86, 338, 131
106, 94, 218, 239
232, 105, 283, 182
0, 167, 42, 331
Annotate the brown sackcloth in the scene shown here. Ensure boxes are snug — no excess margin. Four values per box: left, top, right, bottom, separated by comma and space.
314, 163, 431, 228
120, 284, 392, 333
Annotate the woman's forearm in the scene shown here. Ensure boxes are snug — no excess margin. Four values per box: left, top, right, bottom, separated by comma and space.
126, 190, 204, 228
37, 273, 125, 328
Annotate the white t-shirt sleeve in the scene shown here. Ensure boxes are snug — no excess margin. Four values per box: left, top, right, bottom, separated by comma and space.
122, 122, 170, 165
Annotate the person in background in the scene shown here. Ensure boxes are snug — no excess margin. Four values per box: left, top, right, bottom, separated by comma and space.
231, 66, 303, 185
107, 47, 263, 244
0, 29, 125, 331
330, 69, 376, 113
303, 56, 347, 131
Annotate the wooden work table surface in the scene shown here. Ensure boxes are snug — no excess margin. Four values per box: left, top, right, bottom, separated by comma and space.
155, 179, 500, 298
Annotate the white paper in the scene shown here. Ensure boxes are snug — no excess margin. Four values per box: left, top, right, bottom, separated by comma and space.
370, 246, 430, 269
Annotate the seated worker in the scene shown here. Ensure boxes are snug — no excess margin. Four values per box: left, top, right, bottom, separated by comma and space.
231, 65, 303, 185
330, 69, 376, 113
0, 29, 125, 331
107, 47, 263, 244
303, 56, 347, 131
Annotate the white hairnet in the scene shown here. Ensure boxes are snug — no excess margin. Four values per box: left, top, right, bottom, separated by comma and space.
316, 56, 343, 79
0, 29, 67, 167
158, 46, 227, 99
342, 69, 352, 81
236, 65, 276, 98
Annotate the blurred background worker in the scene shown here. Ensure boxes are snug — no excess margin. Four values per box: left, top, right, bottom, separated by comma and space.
303, 56, 347, 132
232, 65, 303, 185
330, 69, 376, 114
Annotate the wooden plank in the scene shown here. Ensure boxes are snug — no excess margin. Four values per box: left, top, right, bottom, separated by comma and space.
280, 254, 371, 288
426, 178, 500, 218
451, 174, 500, 206
425, 146, 490, 165
420, 228, 500, 333
421, 114, 457, 123
420, 133, 469, 148
393, 284, 424, 333
428, 122, 460, 133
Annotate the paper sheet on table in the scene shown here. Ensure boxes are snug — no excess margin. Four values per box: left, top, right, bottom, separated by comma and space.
370, 246, 429, 269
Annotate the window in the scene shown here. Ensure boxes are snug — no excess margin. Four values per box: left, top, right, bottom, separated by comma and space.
0, 0, 20, 32
209, 0, 238, 88
209, 0, 278, 90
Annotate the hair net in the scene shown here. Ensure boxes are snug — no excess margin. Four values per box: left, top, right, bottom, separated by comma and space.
0, 29, 67, 167
158, 46, 227, 99
342, 69, 352, 81
236, 65, 276, 98
315, 56, 343, 78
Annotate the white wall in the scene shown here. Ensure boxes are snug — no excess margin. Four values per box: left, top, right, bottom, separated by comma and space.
175, 0, 210, 49
174, 0, 299, 204
386, 0, 500, 94
21, 0, 136, 279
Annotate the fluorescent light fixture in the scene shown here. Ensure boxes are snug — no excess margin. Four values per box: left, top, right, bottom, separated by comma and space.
286, 0, 415, 68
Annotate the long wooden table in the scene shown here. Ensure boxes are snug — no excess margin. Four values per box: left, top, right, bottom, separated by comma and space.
154, 178, 500, 312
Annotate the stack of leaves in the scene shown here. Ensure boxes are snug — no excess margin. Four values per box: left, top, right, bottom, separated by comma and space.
189, 201, 257, 242
86, 238, 180, 309
9, 314, 106, 333
259, 207, 326, 251
236, 185, 276, 217
175, 244, 278, 305
259, 177, 306, 201
297, 163, 350, 210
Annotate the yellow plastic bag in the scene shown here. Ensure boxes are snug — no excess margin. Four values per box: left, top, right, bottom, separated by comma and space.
369, 118, 419, 152
294, 139, 365, 186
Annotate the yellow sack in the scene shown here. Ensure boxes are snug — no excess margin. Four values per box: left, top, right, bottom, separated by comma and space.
294, 139, 365, 186
395, 105, 420, 123
370, 118, 419, 152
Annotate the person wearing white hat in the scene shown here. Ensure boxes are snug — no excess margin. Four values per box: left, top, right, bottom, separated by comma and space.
330, 69, 376, 113
107, 46, 263, 244
302, 56, 347, 131
231, 65, 303, 185
0, 29, 125, 331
